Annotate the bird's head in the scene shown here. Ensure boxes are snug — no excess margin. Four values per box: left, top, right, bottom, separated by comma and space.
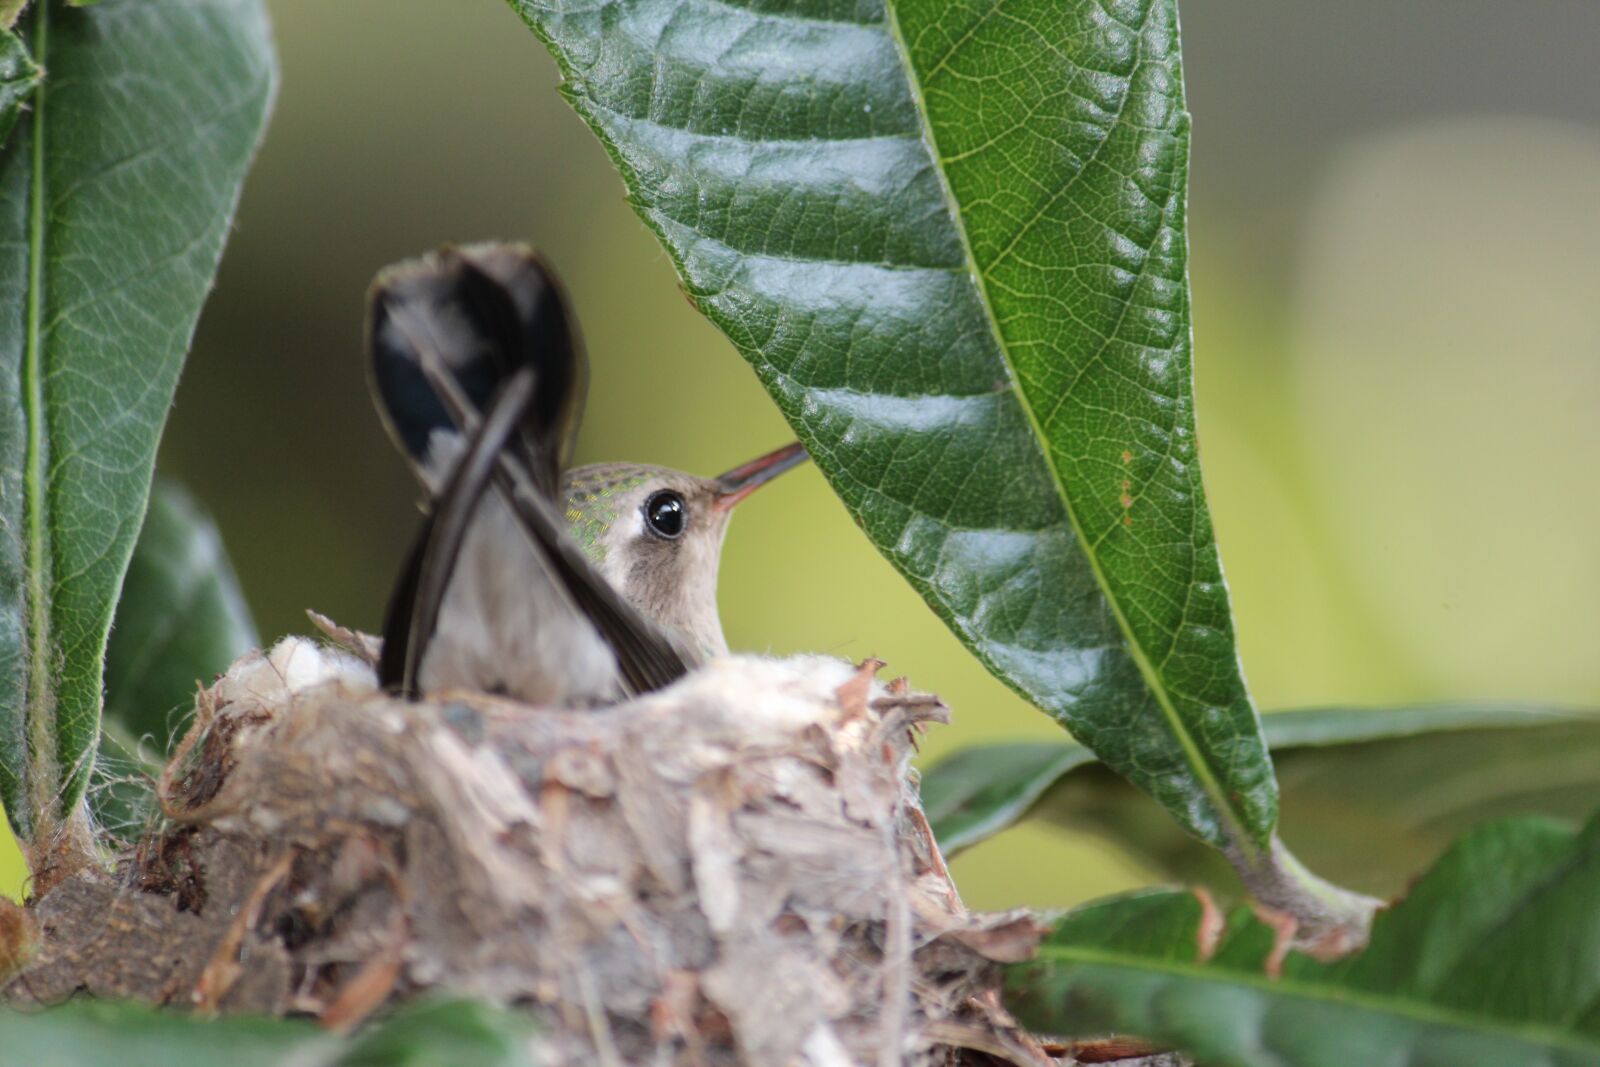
562, 441, 807, 662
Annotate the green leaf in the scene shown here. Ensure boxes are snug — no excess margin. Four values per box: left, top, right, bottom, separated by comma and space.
333, 998, 540, 1067
1005, 811, 1600, 1067
0, 0, 276, 844
103, 479, 258, 759
0, 31, 37, 143
927, 705, 1600, 895
0, 997, 541, 1067
921, 740, 1100, 857
90, 479, 257, 842
507, 0, 1274, 857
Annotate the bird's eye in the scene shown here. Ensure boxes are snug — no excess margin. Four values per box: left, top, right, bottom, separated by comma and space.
644, 490, 687, 539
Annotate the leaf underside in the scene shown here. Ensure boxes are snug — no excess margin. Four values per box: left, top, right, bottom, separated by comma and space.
507, 0, 1275, 849
1007, 810, 1600, 1067
925, 705, 1600, 895
0, 0, 275, 839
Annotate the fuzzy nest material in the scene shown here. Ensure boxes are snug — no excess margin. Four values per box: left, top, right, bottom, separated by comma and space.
5, 635, 1055, 1065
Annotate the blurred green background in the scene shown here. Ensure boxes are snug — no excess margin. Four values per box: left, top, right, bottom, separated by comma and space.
4, 1, 1598, 904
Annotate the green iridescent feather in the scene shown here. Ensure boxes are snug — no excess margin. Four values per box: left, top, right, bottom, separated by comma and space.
562, 467, 649, 563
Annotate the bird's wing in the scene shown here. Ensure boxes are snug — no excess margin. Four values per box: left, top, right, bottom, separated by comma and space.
369, 245, 688, 699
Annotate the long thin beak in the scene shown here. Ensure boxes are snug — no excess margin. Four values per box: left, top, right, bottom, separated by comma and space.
713, 441, 808, 512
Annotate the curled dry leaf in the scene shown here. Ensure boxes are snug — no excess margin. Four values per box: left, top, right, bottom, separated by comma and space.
306, 609, 383, 666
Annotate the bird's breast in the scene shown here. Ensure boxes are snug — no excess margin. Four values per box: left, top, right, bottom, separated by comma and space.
419, 490, 621, 706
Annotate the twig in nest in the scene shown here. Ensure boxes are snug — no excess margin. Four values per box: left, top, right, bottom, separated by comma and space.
194, 849, 296, 1012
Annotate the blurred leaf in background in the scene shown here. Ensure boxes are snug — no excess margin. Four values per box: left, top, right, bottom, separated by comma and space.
83, 479, 261, 846
928, 705, 1600, 899
103, 479, 259, 759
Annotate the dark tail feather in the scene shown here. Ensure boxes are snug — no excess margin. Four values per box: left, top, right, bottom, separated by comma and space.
377, 517, 427, 697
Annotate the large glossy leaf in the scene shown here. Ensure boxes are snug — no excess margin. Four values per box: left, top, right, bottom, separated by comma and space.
1006, 811, 1600, 1067
103, 479, 258, 759
927, 705, 1600, 896
0, 0, 275, 844
0, 997, 540, 1067
506, 0, 1275, 857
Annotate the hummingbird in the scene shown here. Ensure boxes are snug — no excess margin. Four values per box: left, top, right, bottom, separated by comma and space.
366, 242, 806, 706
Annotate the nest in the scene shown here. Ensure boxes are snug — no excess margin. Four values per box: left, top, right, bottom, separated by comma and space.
5, 636, 1054, 1065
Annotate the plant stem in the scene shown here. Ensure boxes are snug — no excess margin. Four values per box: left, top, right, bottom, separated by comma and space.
1229, 835, 1381, 950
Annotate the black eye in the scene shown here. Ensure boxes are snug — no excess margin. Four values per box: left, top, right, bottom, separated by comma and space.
644, 490, 686, 539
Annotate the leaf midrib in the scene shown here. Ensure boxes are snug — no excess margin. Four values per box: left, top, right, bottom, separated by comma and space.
1033, 944, 1600, 1056
22, 2, 51, 827
879, 0, 1251, 854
